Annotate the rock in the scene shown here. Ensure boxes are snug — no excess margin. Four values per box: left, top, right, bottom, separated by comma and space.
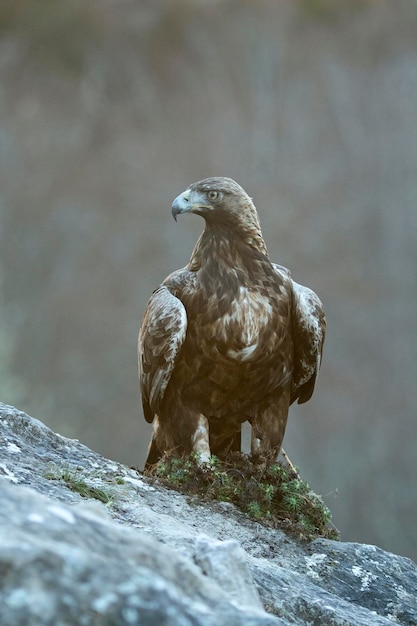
193, 536, 265, 612
0, 482, 280, 626
0, 403, 416, 626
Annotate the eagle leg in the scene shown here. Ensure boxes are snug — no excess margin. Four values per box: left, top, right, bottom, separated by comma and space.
191, 414, 211, 465
144, 412, 212, 468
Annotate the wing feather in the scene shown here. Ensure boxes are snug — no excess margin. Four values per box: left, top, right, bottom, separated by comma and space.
138, 285, 187, 423
290, 280, 326, 404
272, 263, 325, 404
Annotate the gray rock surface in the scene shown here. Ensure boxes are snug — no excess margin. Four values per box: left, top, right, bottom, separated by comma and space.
0, 403, 416, 626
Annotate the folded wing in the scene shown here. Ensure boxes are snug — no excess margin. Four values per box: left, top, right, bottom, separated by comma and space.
138, 286, 187, 423
272, 263, 325, 405
290, 280, 326, 404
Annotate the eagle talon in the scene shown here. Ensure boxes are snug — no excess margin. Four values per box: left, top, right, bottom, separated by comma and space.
197, 460, 215, 475
194, 452, 212, 468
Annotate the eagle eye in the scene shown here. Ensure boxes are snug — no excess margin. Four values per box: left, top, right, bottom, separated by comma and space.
207, 190, 220, 202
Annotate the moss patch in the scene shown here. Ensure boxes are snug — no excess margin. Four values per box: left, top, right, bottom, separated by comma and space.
144, 453, 338, 541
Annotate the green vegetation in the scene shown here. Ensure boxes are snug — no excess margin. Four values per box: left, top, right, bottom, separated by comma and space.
145, 453, 338, 541
44, 466, 113, 504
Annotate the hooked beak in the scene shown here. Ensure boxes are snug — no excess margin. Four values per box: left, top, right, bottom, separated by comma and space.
171, 191, 191, 222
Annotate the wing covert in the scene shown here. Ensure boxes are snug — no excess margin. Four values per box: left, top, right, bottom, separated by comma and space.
138, 286, 187, 422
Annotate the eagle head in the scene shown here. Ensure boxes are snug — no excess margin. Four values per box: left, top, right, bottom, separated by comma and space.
171, 177, 269, 256
172, 177, 254, 224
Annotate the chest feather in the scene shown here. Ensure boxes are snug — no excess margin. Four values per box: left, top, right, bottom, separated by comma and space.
217, 287, 275, 362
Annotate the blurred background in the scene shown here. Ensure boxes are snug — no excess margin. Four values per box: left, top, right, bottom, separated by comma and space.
1, 0, 416, 560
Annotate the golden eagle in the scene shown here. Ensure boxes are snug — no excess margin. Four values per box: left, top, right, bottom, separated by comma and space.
139, 177, 325, 468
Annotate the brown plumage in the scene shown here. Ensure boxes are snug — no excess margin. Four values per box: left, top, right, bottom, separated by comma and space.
138, 177, 325, 468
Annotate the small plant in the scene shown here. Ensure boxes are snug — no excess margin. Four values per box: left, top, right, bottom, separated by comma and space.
144, 452, 338, 541
44, 465, 112, 504
247, 501, 263, 519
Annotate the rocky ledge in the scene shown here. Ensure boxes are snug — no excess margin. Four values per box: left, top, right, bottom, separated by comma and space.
0, 403, 416, 626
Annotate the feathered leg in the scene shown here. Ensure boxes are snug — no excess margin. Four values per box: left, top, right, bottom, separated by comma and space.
188, 414, 210, 463
147, 395, 213, 466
